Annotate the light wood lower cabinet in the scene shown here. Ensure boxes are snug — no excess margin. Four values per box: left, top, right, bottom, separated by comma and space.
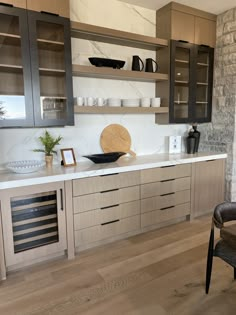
72, 171, 141, 249
140, 164, 191, 228
0, 182, 67, 268
191, 159, 225, 218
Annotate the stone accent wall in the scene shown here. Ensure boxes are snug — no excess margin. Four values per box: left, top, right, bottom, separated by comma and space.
199, 7, 236, 201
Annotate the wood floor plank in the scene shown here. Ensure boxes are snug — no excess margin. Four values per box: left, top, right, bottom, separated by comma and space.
0, 215, 235, 315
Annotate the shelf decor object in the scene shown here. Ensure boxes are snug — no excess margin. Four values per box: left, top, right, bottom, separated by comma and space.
6, 160, 45, 174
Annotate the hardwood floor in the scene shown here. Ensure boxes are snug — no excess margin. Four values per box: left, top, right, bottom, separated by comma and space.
1, 215, 236, 315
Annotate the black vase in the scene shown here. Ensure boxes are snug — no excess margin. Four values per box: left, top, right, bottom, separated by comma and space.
192, 125, 200, 152
186, 132, 196, 154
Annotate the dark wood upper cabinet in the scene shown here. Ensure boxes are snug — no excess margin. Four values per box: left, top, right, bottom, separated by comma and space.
156, 40, 214, 124
0, 5, 34, 127
28, 11, 74, 127
26, 0, 69, 18
0, 5, 73, 128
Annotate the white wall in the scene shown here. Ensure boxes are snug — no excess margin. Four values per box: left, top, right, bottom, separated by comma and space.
0, 0, 189, 168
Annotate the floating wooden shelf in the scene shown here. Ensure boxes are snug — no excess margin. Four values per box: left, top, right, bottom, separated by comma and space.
74, 106, 169, 114
71, 21, 168, 51
72, 65, 168, 82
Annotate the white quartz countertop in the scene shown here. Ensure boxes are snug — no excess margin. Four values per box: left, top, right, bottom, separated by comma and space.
0, 152, 227, 190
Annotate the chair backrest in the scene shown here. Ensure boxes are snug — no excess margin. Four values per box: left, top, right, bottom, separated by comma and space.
214, 202, 236, 228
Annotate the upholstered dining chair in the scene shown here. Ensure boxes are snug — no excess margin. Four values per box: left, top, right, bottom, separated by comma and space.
206, 202, 236, 294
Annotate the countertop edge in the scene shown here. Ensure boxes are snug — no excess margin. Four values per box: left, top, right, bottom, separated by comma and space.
0, 152, 227, 190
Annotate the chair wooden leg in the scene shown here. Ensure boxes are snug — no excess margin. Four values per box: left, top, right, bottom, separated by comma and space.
206, 227, 214, 294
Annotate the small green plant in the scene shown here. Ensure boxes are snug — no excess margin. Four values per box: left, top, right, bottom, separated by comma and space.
34, 130, 62, 156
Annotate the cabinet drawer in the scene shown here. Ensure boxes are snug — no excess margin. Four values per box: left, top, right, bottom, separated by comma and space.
141, 164, 191, 184
141, 203, 190, 228
73, 186, 140, 213
74, 200, 140, 230
141, 190, 190, 213
73, 171, 140, 196
75, 215, 140, 246
141, 177, 190, 199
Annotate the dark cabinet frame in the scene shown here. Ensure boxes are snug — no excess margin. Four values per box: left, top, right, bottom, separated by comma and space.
0, 6, 74, 128
169, 40, 214, 124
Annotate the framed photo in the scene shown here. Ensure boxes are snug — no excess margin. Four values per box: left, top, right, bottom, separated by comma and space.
61, 148, 76, 167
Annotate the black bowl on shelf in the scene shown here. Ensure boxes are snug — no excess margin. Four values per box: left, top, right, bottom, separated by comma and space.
88, 57, 125, 69
83, 152, 126, 164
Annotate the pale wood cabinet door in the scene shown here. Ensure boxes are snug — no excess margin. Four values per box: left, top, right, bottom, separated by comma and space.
191, 159, 225, 218
194, 17, 216, 48
26, 0, 70, 18
0, 182, 67, 268
171, 10, 195, 43
0, 1, 26, 8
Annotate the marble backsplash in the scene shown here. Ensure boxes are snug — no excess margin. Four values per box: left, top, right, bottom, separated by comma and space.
0, 0, 189, 169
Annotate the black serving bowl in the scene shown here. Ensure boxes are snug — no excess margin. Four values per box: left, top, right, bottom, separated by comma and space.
88, 57, 125, 69
83, 152, 126, 164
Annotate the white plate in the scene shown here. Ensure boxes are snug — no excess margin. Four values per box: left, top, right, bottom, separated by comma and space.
6, 160, 45, 174
122, 99, 140, 107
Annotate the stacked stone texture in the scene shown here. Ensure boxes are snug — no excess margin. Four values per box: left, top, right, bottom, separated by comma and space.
199, 7, 236, 201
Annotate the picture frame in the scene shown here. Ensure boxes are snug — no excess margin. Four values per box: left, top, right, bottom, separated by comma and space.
61, 148, 77, 167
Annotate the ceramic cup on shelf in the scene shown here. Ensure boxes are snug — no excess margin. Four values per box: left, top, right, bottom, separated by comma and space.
85, 97, 96, 106
107, 98, 121, 107
141, 97, 151, 107
151, 97, 161, 107
97, 97, 106, 106
74, 96, 84, 106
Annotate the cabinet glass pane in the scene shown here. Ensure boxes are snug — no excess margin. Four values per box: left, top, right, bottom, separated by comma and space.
0, 14, 26, 120
10, 191, 59, 253
174, 47, 190, 120
195, 50, 209, 119
36, 21, 67, 121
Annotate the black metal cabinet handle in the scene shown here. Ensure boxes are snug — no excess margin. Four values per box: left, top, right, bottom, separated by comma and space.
60, 189, 64, 211
101, 219, 119, 226
41, 11, 59, 17
101, 204, 119, 210
160, 179, 175, 183
100, 173, 119, 177
160, 192, 175, 197
161, 165, 176, 168
160, 205, 175, 211
100, 188, 119, 194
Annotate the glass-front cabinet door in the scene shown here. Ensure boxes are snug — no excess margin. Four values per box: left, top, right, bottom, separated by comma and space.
194, 45, 214, 123
28, 11, 74, 127
0, 6, 33, 127
170, 41, 195, 123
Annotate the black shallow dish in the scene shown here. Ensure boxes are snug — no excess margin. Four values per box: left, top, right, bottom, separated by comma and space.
83, 152, 126, 164
89, 57, 125, 69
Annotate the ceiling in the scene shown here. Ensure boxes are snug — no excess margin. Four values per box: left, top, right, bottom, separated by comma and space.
118, 0, 236, 15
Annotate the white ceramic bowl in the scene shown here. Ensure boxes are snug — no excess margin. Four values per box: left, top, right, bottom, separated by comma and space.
122, 99, 140, 107
6, 160, 45, 174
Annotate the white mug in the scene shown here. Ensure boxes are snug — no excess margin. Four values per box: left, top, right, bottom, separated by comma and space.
141, 97, 151, 107
151, 97, 161, 107
74, 96, 84, 106
97, 97, 106, 106
85, 97, 96, 106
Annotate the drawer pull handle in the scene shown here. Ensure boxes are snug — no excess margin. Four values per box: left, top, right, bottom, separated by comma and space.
41, 11, 59, 17
60, 189, 64, 211
160, 179, 175, 183
101, 219, 120, 226
161, 165, 176, 168
100, 188, 119, 194
101, 204, 119, 210
0, 2, 13, 7
100, 173, 119, 177
160, 192, 175, 197
160, 206, 175, 211
206, 160, 215, 162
